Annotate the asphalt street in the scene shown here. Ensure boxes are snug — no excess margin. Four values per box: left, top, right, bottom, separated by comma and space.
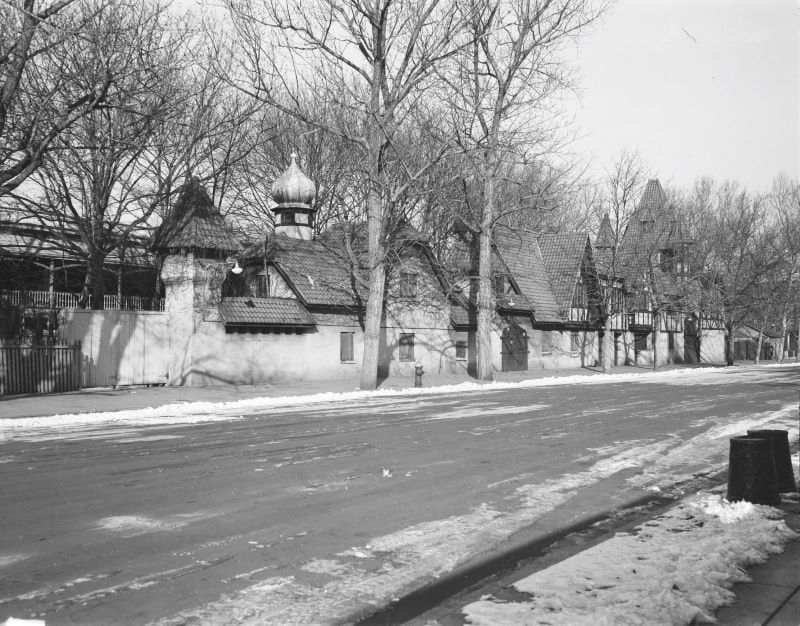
1, 366, 797, 624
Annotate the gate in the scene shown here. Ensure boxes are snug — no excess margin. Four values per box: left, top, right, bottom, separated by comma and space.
501, 324, 528, 371
0, 343, 81, 394
60, 309, 169, 387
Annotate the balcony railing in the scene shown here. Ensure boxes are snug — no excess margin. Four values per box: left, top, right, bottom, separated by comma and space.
0, 289, 164, 311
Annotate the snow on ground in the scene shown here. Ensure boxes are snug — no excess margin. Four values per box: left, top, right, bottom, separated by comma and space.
461, 492, 798, 626
1, 363, 795, 439
150, 406, 797, 624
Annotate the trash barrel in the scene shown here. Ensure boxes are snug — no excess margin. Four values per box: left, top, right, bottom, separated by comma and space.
726, 435, 781, 506
747, 429, 797, 493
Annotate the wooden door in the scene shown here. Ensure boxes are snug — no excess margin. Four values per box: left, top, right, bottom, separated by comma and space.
501, 324, 528, 371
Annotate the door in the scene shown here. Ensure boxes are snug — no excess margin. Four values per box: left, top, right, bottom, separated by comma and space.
501, 324, 528, 371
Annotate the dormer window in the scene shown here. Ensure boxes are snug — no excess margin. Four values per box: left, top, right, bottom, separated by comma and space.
494, 273, 513, 294
399, 272, 418, 298
256, 272, 269, 298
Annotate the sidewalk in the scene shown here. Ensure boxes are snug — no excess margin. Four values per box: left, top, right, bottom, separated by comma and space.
713, 498, 800, 626
0, 362, 723, 420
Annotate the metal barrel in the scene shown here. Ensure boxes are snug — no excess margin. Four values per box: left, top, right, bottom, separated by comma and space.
726, 435, 781, 506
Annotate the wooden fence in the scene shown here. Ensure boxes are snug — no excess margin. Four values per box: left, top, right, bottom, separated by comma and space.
0, 289, 164, 311
59, 309, 169, 387
0, 342, 81, 395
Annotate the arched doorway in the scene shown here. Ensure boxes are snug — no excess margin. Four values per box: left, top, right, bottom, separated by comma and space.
501, 324, 528, 371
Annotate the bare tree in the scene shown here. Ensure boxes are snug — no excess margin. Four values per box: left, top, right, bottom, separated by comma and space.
690, 181, 777, 366
10, 0, 261, 308
1, 0, 111, 195
442, 0, 604, 380
224, 0, 469, 389
593, 149, 649, 372
765, 174, 800, 360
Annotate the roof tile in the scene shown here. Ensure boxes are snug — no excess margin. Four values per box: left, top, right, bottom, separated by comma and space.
219, 297, 315, 326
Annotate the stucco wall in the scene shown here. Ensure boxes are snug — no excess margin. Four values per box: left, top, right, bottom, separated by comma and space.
699, 329, 726, 363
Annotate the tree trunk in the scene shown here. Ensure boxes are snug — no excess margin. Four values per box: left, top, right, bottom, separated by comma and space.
651, 309, 659, 370
778, 275, 791, 361
82, 252, 107, 310
725, 321, 735, 366
476, 151, 496, 381
358, 189, 387, 390
755, 332, 763, 365
602, 313, 612, 373
476, 224, 494, 380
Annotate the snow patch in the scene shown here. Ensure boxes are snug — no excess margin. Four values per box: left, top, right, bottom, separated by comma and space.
462, 493, 798, 626
0, 554, 29, 569
95, 514, 196, 535
3, 364, 793, 440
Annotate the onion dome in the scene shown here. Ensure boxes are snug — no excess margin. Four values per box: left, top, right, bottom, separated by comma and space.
271, 153, 316, 209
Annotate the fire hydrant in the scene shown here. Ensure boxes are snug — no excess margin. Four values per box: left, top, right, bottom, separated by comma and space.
414, 361, 424, 387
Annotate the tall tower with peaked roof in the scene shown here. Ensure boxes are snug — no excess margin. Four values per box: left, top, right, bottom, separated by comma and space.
271, 153, 316, 240
151, 178, 240, 384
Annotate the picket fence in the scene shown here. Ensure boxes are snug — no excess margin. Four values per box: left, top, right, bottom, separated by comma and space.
0, 342, 81, 395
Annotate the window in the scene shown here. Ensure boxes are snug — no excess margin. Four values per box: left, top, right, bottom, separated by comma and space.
340, 332, 355, 362
542, 330, 559, 355
256, 272, 269, 298
660, 248, 675, 272
278, 211, 296, 225
494, 273, 513, 294
295, 212, 309, 225
634, 333, 649, 352
455, 340, 467, 360
399, 333, 415, 361
668, 332, 675, 351
570, 331, 580, 353
399, 272, 418, 298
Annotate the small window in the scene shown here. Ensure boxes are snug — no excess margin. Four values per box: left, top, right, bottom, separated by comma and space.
256, 273, 269, 298
634, 333, 649, 352
570, 331, 580, 353
494, 273, 513, 294
399, 272, 418, 298
668, 332, 675, 351
278, 211, 296, 225
455, 340, 467, 360
399, 333, 415, 361
340, 332, 355, 362
295, 212, 309, 225
542, 330, 559, 355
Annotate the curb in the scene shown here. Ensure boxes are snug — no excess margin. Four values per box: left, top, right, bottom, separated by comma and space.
350, 490, 679, 625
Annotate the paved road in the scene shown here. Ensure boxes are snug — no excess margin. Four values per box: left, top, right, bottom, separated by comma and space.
1, 366, 797, 624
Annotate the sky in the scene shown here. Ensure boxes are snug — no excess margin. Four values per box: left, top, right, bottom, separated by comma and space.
569, 0, 799, 192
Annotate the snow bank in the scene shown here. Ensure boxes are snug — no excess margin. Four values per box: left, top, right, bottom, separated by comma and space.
2, 363, 792, 434
462, 493, 798, 626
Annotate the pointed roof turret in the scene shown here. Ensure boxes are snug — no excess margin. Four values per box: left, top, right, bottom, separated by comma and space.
151, 177, 240, 255
637, 179, 667, 221
596, 213, 615, 248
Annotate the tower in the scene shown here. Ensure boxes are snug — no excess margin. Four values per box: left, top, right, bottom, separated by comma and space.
270, 153, 317, 240
151, 178, 240, 384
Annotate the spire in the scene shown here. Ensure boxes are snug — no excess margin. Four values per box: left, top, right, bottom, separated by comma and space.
596, 213, 615, 248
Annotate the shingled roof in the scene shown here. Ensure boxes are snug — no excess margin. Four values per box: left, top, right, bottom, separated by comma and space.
493, 229, 561, 322
240, 233, 366, 308
537, 232, 591, 316
151, 178, 241, 255
219, 296, 315, 327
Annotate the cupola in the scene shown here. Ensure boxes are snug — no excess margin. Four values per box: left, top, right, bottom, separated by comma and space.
271, 152, 316, 240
